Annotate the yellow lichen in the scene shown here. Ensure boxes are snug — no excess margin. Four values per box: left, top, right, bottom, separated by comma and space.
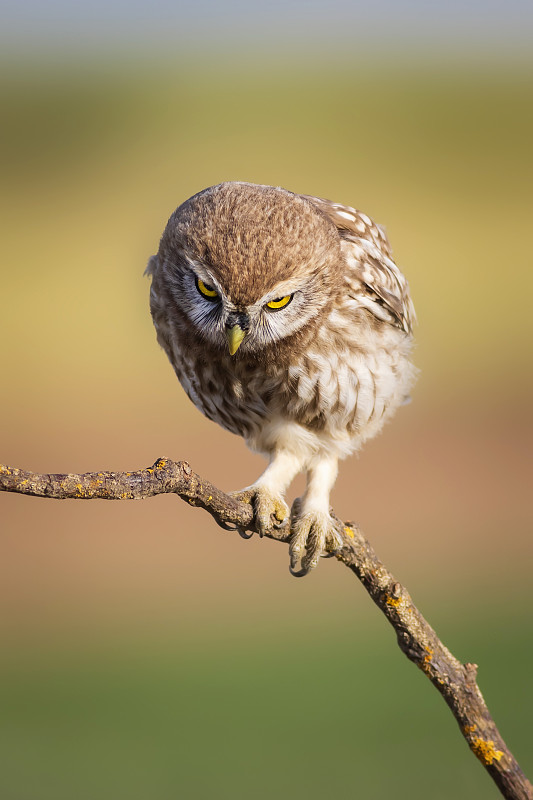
155, 459, 167, 469
414, 646, 434, 674
385, 594, 402, 608
343, 526, 355, 539
463, 724, 477, 735
471, 738, 503, 765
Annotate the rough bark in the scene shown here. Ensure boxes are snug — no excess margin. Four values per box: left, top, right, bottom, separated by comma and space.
1, 457, 531, 800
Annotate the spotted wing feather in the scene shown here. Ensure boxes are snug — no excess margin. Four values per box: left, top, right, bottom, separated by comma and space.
302, 194, 415, 334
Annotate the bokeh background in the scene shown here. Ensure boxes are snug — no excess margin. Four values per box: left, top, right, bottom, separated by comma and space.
1, 2, 532, 798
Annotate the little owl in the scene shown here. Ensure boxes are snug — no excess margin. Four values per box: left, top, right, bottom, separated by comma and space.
147, 182, 416, 576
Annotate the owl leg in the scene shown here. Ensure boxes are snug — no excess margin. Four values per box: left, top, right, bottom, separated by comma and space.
231, 451, 305, 537
289, 455, 342, 576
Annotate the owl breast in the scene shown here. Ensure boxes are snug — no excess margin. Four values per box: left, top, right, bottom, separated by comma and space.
167, 300, 415, 460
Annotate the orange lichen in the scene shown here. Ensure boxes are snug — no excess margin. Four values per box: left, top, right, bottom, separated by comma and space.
415, 646, 434, 674
463, 725, 477, 735
471, 738, 503, 765
385, 594, 401, 608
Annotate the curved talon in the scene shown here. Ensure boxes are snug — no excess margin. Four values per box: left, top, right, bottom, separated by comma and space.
291, 497, 303, 518
289, 564, 310, 578
238, 528, 254, 540
216, 520, 240, 531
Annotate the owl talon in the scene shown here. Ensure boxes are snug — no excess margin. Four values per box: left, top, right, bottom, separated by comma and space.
216, 520, 240, 532
291, 497, 303, 519
288, 564, 311, 578
230, 488, 289, 537
289, 510, 342, 576
215, 519, 254, 539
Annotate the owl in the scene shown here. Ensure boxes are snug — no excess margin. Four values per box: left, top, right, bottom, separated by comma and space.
147, 182, 416, 576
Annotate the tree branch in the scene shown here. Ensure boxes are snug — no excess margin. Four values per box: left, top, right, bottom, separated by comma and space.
1, 457, 531, 800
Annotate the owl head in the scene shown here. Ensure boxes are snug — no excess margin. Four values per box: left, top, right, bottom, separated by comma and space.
149, 182, 343, 356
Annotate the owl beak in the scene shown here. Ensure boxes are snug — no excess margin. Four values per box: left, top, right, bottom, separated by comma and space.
226, 324, 246, 356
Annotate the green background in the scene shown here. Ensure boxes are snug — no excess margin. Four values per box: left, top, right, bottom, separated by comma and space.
0, 21, 532, 800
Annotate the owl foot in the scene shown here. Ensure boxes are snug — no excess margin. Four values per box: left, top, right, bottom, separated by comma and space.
289, 502, 343, 577
230, 488, 290, 537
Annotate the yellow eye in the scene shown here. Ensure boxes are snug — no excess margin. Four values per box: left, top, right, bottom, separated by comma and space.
266, 294, 292, 311
196, 278, 218, 300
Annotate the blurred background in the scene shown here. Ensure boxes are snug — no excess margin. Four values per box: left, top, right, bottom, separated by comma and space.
0, 1, 532, 797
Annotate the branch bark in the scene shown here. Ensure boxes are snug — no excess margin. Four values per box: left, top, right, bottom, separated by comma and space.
1, 458, 531, 800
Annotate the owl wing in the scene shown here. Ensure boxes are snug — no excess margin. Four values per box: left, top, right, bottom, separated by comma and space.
302, 194, 415, 334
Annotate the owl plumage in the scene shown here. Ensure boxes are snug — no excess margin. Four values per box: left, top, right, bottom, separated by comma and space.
147, 182, 416, 575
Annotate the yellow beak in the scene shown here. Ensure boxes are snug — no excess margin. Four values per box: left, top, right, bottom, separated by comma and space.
226, 325, 246, 356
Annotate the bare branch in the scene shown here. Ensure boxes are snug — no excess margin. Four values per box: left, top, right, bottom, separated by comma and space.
1, 458, 531, 800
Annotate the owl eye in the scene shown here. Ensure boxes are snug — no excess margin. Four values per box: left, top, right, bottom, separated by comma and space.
265, 294, 293, 311
196, 277, 219, 301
